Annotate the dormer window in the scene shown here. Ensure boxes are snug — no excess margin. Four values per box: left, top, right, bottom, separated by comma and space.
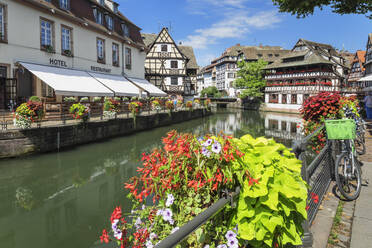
121, 23, 129, 37
105, 15, 113, 30
93, 9, 103, 25
113, 4, 118, 13
99, 0, 105, 6
60, 0, 69, 10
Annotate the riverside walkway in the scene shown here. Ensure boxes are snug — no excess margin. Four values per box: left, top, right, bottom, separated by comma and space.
350, 121, 372, 248
314, 121, 372, 248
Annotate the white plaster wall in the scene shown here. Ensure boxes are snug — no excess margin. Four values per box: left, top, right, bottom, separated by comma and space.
164, 59, 184, 69
265, 103, 302, 111
164, 76, 182, 86
0, 0, 144, 78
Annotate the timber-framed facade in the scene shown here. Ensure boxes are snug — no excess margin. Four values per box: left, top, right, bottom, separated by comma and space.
263, 39, 349, 112
142, 28, 198, 96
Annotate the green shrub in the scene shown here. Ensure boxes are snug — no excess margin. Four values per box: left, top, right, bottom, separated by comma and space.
29, 96, 41, 102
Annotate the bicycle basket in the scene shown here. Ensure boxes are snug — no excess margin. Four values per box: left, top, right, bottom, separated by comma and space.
325, 119, 356, 140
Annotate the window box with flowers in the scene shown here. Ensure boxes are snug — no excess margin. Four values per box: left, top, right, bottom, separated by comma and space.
62, 49, 73, 57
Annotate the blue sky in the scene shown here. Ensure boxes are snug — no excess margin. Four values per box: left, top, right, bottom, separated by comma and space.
118, 0, 370, 66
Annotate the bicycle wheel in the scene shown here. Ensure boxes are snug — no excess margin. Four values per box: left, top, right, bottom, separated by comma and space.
355, 137, 366, 155
335, 152, 362, 200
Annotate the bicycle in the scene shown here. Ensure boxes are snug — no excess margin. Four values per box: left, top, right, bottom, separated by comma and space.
343, 106, 366, 155
325, 119, 362, 201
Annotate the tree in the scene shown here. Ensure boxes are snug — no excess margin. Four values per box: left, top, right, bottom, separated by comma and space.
233, 59, 268, 99
272, 0, 372, 19
201, 86, 222, 98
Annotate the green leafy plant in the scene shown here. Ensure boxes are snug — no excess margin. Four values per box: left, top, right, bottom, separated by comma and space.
186, 101, 193, 111
44, 45, 54, 53
80, 97, 89, 102
29, 96, 41, 102
69, 103, 90, 122
201, 86, 220, 98
165, 100, 174, 116
234, 59, 268, 99
13, 100, 44, 129
93, 97, 102, 103
64, 97, 76, 102
231, 135, 307, 247
100, 132, 307, 248
104, 98, 121, 119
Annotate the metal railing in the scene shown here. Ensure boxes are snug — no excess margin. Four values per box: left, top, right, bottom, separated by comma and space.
292, 125, 336, 247
155, 125, 335, 248
0, 101, 207, 131
155, 187, 240, 248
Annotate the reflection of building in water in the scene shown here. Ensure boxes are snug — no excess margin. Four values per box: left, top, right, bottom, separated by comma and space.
264, 113, 303, 141
205, 111, 243, 135
0, 155, 135, 248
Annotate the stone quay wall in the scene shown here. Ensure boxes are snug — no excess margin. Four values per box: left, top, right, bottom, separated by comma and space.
0, 109, 212, 159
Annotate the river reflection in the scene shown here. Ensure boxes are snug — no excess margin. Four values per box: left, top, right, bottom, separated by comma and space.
0, 109, 302, 248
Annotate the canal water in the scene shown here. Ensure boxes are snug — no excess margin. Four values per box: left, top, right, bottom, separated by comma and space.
0, 109, 301, 248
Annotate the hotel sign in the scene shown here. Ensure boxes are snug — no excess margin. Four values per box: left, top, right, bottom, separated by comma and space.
91, 66, 111, 73
49, 59, 67, 67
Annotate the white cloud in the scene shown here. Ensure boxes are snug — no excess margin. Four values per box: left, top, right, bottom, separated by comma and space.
182, 11, 281, 49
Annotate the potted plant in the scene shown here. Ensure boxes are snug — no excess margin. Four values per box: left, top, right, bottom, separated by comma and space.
103, 98, 121, 119
186, 101, 193, 111
44, 45, 54, 53
69, 103, 90, 122
165, 100, 174, 116
13, 97, 44, 129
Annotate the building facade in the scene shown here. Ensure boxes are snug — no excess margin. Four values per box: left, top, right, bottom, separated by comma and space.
263, 39, 348, 112
359, 34, 372, 92
346, 50, 366, 94
142, 28, 198, 96
0, 0, 155, 111
197, 44, 289, 97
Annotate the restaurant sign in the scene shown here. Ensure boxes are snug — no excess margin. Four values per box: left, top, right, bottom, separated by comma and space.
91, 66, 111, 73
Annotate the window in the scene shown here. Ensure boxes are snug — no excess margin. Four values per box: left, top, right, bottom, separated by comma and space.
0, 4, 6, 42
228, 73, 235, 78
61, 26, 72, 56
93, 9, 103, 25
113, 4, 118, 13
99, 0, 105, 5
269, 94, 278, 103
59, 0, 69, 10
268, 54, 273, 57
170, 61, 178, 69
40, 18, 54, 50
282, 94, 287, 104
121, 23, 129, 37
171, 77, 178, 85
125, 47, 131, 70
112, 43, 119, 66
291, 94, 297, 104
303, 94, 310, 103
161, 45, 168, 52
106, 15, 113, 30
97, 38, 105, 63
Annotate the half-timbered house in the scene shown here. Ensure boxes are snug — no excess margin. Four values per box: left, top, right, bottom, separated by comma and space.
142, 28, 198, 96
263, 39, 349, 113
359, 34, 372, 92
346, 50, 366, 94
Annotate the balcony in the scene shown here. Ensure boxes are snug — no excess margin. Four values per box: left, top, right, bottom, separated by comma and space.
265, 70, 334, 80
266, 82, 332, 87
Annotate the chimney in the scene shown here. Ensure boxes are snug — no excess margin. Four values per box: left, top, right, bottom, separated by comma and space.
259, 43, 263, 48
236, 43, 240, 46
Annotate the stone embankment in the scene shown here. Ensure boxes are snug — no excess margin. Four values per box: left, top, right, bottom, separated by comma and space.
0, 109, 212, 158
